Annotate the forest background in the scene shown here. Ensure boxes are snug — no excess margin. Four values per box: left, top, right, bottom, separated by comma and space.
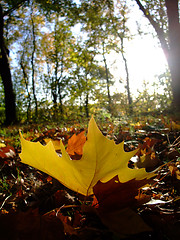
0, 0, 180, 126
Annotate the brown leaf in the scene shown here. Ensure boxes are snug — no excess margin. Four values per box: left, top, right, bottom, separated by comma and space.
93, 175, 150, 213
135, 153, 161, 171
57, 212, 77, 235
168, 163, 180, 180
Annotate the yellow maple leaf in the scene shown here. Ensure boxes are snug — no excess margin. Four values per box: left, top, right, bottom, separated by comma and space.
44, 138, 61, 151
19, 116, 155, 196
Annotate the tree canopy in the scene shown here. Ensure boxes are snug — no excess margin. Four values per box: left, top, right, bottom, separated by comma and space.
0, 0, 178, 125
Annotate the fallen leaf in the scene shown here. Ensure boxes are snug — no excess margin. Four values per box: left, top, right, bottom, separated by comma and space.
19, 116, 155, 196
66, 131, 86, 156
0, 144, 16, 158
57, 212, 77, 235
135, 153, 161, 171
93, 175, 151, 212
168, 163, 180, 180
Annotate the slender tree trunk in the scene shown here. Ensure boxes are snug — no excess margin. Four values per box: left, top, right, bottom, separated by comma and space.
79, 95, 83, 113
20, 54, 31, 121
54, 19, 59, 113
54, 52, 59, 116
85, 91, 89, 118
85, 74, 89, 118
52, 90, 57, 107
102, 41, 112, 113
0, 4, 16, 125
48, 60, 57, 113
58, 60, 64, 115
51, 81, 58, 120
120, 38, 133, 114
108, 2, 133, 114
30, 8, 38, 119
58, 82, 63, 114
120, 8, 133, 115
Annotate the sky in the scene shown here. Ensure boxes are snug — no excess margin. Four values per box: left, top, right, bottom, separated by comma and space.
109, 35, 168, 96
107, 2, 168, 97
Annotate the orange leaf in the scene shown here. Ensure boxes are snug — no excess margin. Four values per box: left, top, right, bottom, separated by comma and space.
66, 131, 86, 156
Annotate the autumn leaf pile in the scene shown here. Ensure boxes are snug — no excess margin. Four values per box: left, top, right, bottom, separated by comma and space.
0, 116, 180, 240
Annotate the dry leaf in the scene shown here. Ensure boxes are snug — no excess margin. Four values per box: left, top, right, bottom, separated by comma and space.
66, 131, 86, 156
93, 175, 151, 212
0, 144, 16, 158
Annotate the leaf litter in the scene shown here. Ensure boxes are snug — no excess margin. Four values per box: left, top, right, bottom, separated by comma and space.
0, 116, 180, 240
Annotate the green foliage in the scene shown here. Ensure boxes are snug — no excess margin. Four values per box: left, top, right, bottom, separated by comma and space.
133, 72, 172, 115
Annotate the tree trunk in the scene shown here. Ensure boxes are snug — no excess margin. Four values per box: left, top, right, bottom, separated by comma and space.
120, 39, 133, 115
165, 0, 180, 116
102, 41, 112, 113
0, 4, 17, 125
85, 91, 89, 118
30, 7, 38, 119
108, 2, 133, 114
58, 85, 63, 114
135, 0, 180, 118
20, 53, 31, 121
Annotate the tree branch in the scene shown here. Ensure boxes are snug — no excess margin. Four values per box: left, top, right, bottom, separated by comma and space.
3, 0, 28, 16
135, 0, 170, 59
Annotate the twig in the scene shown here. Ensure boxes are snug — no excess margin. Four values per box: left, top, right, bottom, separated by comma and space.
151, 171, 170, 188
167, 134, 171, 145
172, 135, 180, 146
0, 194, 11, 211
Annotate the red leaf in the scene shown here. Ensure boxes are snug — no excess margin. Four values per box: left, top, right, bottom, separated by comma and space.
0, 145, 16, 159
93, 176, 152, 236
93, 175, 150, 213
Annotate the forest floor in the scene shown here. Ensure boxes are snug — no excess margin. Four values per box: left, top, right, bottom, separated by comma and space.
0, 115, 180, 240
